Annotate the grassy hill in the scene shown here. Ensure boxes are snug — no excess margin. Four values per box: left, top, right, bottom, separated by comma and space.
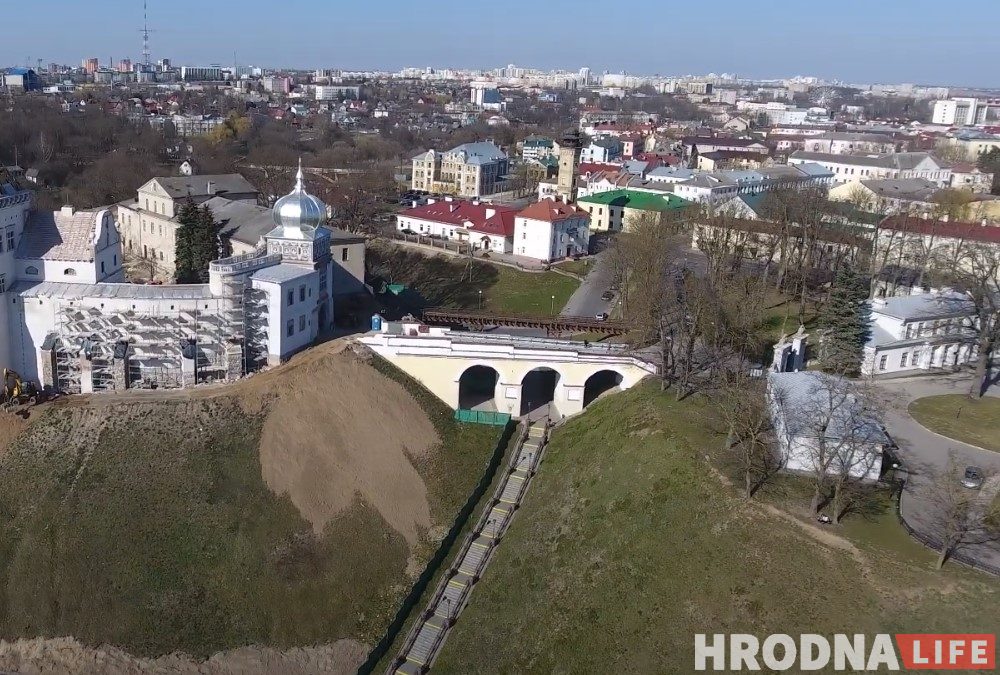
0, 343, 499, 665
435, 382, 999, 674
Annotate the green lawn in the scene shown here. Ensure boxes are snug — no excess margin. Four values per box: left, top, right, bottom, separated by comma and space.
368, 242, 579, 316
483, 266, 579, 315
553, 258, 593, 278
434, 382, 999, 674
909, 394, 1000, 452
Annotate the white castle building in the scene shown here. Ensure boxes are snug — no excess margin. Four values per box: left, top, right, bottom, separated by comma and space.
0, 167, 334, 392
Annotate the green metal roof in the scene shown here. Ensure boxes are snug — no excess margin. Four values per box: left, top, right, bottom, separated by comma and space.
577, 189, 692, 212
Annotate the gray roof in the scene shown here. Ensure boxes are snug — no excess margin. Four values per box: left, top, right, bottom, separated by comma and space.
251, 263, 315, 284
17, 209, 104, 261
13, 280, 214, 300
790, 150, 941, 171
812, 132, 895, 141
769, 371, 890, 445
648, 166, 697, 180
859, 178, 938, 201
445, 141, 508, 165
873, 290, 975, 321
328, 228, 366, 244
203, 197, 274, 247
147, 174, 259, 199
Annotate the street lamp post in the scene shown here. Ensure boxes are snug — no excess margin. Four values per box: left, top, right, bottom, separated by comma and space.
550, 294, 555, 315
478, 289, 482, 311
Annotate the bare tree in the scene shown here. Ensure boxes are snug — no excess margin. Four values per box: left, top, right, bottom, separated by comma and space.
925, 455, 999, 569
717, 372, 778, 498
776, 373, 886, 517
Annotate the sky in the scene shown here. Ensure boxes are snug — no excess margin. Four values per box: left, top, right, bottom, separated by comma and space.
3, 0, 998, 88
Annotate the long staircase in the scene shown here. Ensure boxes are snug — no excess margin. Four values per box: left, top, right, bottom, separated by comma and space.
389, 418, 550, 674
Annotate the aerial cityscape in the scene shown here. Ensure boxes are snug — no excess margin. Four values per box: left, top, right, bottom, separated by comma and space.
0, 1, 998, 673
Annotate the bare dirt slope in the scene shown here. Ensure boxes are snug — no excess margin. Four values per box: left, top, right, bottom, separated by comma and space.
255, 344, 439, 544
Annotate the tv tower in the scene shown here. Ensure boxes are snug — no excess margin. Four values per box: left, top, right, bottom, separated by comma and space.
140, 0, 152, 68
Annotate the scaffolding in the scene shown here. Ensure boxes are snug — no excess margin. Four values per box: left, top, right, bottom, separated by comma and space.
46, 283, 263, 391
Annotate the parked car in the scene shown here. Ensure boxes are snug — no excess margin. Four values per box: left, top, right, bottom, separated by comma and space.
595, 312, 609, 322
961, 466, 984, 489
601, 290, 615, 301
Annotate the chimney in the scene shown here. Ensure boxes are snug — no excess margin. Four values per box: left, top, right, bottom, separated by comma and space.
60, 205, 75, 216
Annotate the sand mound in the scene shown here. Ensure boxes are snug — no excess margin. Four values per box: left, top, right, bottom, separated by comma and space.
0, 636, 367, 674
257, 349, 439, 545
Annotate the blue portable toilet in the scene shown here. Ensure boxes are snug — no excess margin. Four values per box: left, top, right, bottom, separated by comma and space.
370, 313, 384, 331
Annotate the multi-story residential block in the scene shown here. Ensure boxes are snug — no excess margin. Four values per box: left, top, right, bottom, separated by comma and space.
681, 136, 769, 159
513, 199, 590, 262
395, 198, 517, 254
577, 189, 691, 232
314, 85, 364, 101
579, 138, 624, 164
862, 291, 978, 375
520, 136, 560, 162
931, 97, 1000, 127
180, 66, 225, 81
411, 142, 511, 198
788, 151, 951, 187
117, 174, 260, 280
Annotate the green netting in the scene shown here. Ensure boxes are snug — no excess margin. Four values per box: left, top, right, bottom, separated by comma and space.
453, 409, 512, 426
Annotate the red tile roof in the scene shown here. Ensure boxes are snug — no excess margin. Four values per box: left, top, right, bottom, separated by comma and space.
399, 199, 517, 237
880, 216, 1000, 244
516, 199, 589, 223
577, 161, 622, 176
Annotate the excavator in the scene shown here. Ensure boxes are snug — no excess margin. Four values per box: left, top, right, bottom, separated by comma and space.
0, 368, 42, 409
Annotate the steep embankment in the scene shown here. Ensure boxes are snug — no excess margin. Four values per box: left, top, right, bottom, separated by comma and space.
0, 340, 499, 674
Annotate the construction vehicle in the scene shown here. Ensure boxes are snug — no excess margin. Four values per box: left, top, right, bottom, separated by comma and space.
0, 369, 51, 412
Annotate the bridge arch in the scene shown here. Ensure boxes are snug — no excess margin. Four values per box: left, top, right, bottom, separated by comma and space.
519, 366, 561, 417
458, 364, 501, 411
583, 369, 625, 408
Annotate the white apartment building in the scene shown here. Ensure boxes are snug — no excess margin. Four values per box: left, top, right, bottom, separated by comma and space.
932, 97, 1000, 127
862, 291, 978, 376
788, 151, 951, 187
513, 199, 590, 262
411, 142, 511, 198
117, 174, 259, 280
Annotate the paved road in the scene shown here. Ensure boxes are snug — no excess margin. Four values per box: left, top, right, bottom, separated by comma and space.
560, 252, 616, 318
873, 372, 1000, 570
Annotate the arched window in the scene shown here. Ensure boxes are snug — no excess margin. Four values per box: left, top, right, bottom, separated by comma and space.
63, 268, 77, 276
24, 266, 38, 275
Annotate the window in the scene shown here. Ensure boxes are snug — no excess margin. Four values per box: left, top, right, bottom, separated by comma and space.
299, 315, 306, 332
900, 353, 909, 367
0, 274, 5, 293
159, 251, 164, 261
912, 349, 922, 365
113, 254, 117, 266
63, 268, 76, 276
24, 266, 37, 276
299, 285, 306, 302
145, 198, 149, 210
287, 290, 294, 306
5, 230, 13, 252
101, 261, 105, 274
341, 247, 349, 262
286, 320, 294, 337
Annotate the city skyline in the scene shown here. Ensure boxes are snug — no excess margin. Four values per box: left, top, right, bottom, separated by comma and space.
2, 0, 999, 88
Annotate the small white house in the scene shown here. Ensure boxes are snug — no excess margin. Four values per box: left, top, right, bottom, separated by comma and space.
768, 371, 889, 482
862, 290, 979, 376
513, 198, 590, 262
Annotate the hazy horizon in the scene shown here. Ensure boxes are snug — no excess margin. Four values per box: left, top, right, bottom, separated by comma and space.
3, 0, 998, 88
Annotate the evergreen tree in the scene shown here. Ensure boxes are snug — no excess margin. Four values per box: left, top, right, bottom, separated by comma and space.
977, 147, 1000, 196
818, 264, 871, 376
174, 198, 201, 283
174, 200, 223, 283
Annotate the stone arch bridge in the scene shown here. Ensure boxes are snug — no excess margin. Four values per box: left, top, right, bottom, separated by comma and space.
358, 321, 658, 418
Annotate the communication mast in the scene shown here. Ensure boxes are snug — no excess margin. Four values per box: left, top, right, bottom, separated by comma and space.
140, 0, 152, 67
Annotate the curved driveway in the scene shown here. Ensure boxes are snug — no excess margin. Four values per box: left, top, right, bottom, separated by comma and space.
873, 372, 1000, 570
